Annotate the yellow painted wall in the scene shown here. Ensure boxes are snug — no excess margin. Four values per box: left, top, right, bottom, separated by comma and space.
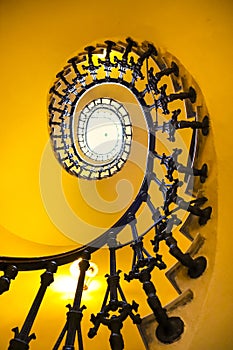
0, 0, 233, 349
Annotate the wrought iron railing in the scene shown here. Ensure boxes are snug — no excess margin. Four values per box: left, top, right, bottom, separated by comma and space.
0, 37, 212, 350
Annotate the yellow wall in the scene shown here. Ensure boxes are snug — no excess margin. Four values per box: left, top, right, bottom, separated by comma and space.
0, 0, 233, 349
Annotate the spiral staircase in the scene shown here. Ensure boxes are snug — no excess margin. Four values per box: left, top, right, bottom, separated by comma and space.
0, 37, 214, 350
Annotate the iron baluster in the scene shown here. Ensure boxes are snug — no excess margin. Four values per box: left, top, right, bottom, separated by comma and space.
56, 69, 70, 86
171, 109, 209, 135
154, 62, 179, 83
154, 109, 181, 141
82, 46, 101, 81
56, 250, 90, 350
162, 178, 212, 224
155, 109, 209, 141
67, 57, 87, 87
153, 217, 207, 279
8, 261, 57, 350
53, 313, 68, 350
129, 43, 157, 87
177, 197, 212, 226
140, 61, 179, 97
56, 69, 79, 96
88, 233, 141, 350
48, 107, 69, 129
176, 162, 208, 184
163, 179, 182, 215
125, 212, 184, 344
114, 37, 137, 81
125, 211, 166, 276
49, 85, 72, 106
154, 84, 196, 115
155, 149, 208, 183
98, 40, 117, 80
48, 99, 70, 120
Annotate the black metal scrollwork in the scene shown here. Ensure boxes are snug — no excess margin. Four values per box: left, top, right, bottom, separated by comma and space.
0, 37, 212, 350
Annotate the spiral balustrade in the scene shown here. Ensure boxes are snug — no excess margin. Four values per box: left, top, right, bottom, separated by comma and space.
0, 37, 212, 350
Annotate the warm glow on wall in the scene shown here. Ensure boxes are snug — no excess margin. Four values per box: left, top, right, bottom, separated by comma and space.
51, 260, 99, 300
70, 259, 99, 288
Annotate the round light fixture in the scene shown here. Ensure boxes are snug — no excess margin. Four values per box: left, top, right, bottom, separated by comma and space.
75, 97, 132, 177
